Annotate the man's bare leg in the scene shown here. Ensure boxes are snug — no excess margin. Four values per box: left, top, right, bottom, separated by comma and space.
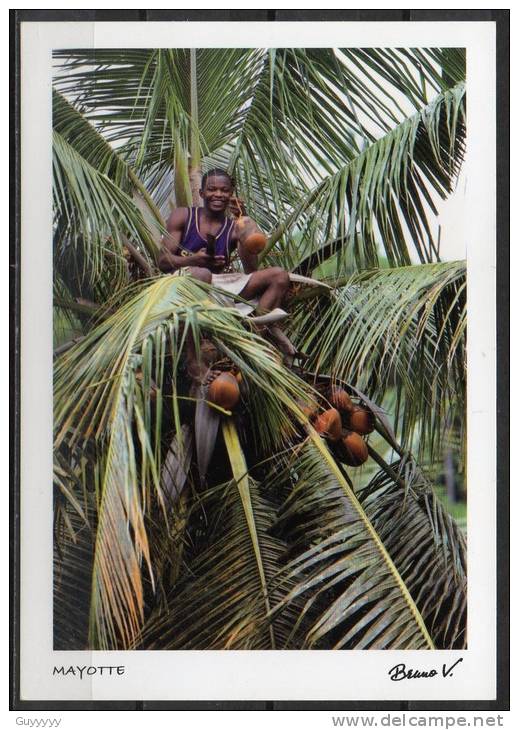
239, 267, 303, 363
239, 267, 290, 313
184, 265, 297, 376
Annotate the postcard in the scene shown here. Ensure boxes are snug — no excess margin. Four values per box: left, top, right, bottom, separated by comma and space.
15, 14, 504, 707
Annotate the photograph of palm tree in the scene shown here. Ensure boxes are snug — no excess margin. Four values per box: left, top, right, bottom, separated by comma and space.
53, 47, 467, 652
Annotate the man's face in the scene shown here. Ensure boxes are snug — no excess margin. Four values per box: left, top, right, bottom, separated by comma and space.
200, 175, 233, 213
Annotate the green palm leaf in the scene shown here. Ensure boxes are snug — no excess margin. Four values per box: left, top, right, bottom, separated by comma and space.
53, 88, 133, 188
270, 433, 434, 649
265, 83, 465, 272
357, 455, 467, 648
53, 131, 159, 291
54, 274, 317, 647
140, 474, 296, 650
290, 261, 466, 462
54, 49, 265, 182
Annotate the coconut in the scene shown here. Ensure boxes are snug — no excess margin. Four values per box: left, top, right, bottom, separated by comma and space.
207, 372, 240, 410
243, 232, 267, 255
314, 408, 342, 441
329, 386, 354, 413
341, 430, 369, 466
346, 405, 375, 435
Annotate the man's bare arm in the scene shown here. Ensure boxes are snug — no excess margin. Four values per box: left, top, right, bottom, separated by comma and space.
157, 208, 190, 272
237, 240, 259, 274
231, 207, 262, 274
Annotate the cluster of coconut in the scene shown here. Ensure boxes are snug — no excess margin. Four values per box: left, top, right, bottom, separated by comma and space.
200, 341, 373, 471
309, 387, 374, 467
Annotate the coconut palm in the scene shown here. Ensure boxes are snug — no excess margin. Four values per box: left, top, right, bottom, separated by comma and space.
52, 47, 467, 651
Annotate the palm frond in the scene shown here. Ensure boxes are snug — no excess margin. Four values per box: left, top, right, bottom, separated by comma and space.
227, 49, 365, 229
53, 504, 95, 650
53, 132, 159, 292
53, 88, 133, 188
335, 48, 465, 135
270, 434, 434, 649
356, 455, 467, 649
290, 261, 466, 463
53, 89, 164, 292
141, 471, 297, 650
265, 83, 466, 272
54, 274, 317, 647
54, 49, 265, 189
56, 275, 315, 453
53, 450, 96, 649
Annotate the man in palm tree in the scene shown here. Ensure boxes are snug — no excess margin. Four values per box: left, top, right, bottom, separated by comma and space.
158, 168, 294, 380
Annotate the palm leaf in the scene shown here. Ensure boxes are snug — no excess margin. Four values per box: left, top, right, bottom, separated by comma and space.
140, 472, 298, 650
290, 261, 466, 463
222, 419, 275, 647
53, 131, 159, 291
357, 455, 467, 648
270, 433, 434, 649
53, 504, 95, 650
53, 452, 96, 649
53, 88, 164, 302
54, 49, 265, 192
53, 88, 133, 188
54, 274, 316, 647
264, 83, 466, 272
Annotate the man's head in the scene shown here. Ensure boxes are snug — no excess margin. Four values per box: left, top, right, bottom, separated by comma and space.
200, 168, 234, 213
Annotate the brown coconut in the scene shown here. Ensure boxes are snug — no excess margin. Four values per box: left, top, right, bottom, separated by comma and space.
314, 408, 342, 442
243, 232, 267, 255
346, 405, 375, 435
341, 430, 369, 467
207, 372, 240, 410
329, 386, 354, 413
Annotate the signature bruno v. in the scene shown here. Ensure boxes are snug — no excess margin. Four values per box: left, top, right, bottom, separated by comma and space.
388, 658, 463, 681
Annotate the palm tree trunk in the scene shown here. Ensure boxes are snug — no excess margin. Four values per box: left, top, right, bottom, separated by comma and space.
189, 49, 201, 206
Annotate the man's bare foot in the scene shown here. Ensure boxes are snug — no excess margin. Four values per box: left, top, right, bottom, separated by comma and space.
248, 308, 288, 326
204, 370, 221, 386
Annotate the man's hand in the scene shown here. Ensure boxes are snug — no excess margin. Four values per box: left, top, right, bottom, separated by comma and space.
190, 248, 226, 271
228, 196, 247, 219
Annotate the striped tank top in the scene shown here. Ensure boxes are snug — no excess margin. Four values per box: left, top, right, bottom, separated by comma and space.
179, 207, 236, 262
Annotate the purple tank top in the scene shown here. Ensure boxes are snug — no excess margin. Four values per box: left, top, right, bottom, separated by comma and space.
179, 207, 235, 261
